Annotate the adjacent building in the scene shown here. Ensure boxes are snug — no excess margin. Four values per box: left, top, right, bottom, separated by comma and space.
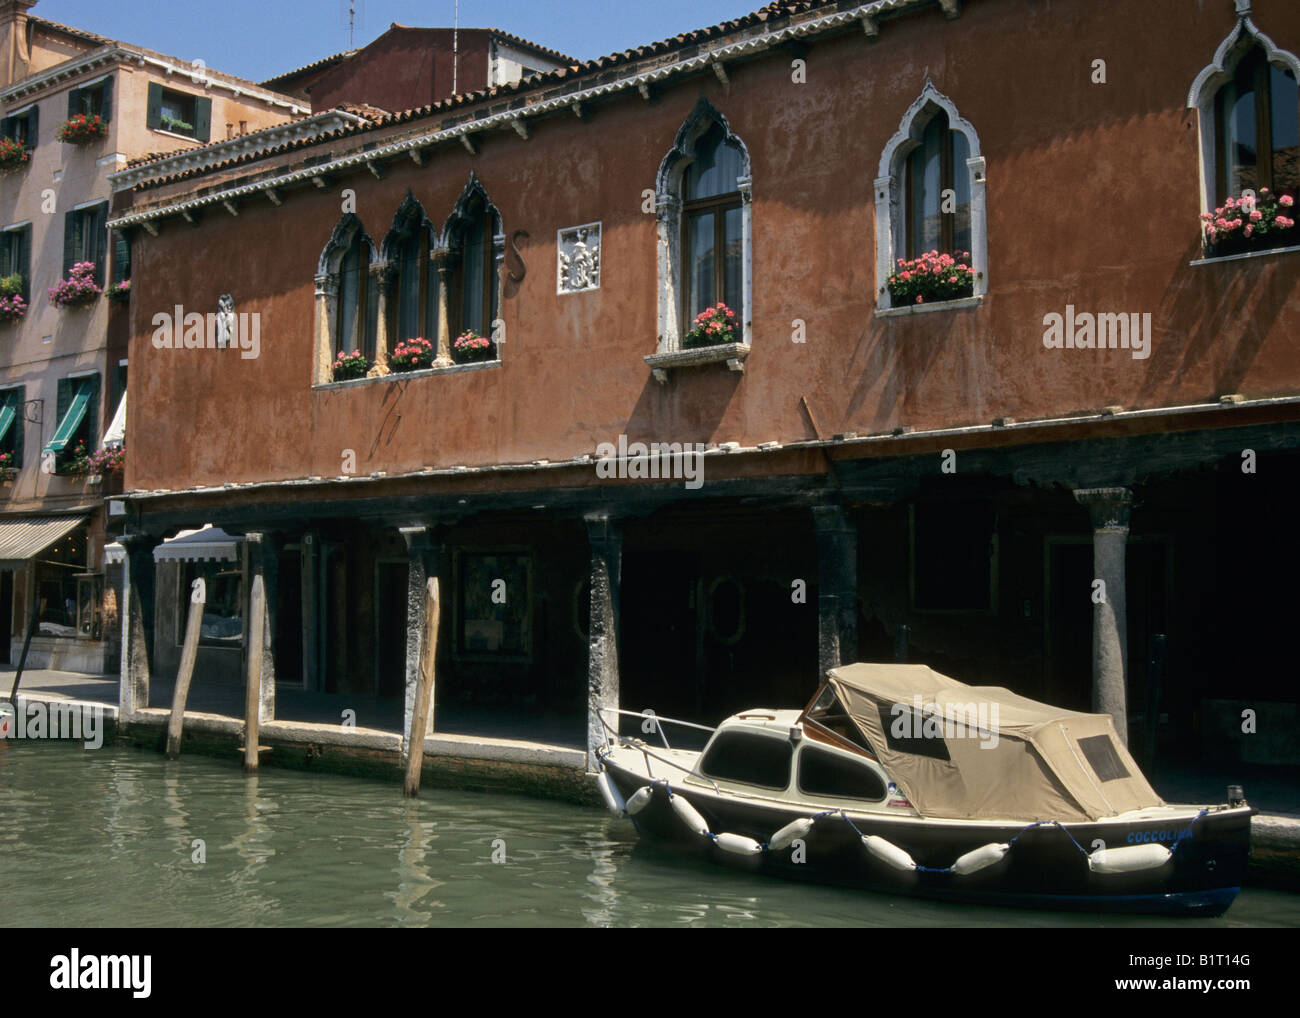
0, 0, 304, 671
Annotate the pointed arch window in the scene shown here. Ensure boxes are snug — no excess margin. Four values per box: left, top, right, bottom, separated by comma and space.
1189, 17, 1300, 226
315, 214, 380, 382
443, 178, 502, 351
875, 81, 987, 312
384, 193, 440, 345
648, 99, 752, 379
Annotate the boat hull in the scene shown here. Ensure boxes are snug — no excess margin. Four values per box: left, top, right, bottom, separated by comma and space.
604, 761, 1251, 917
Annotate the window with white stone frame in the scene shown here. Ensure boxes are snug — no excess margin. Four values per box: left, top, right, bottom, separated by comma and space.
1187, 8, 1299, 224
314, 213, 381, 382
874, 79, 987, 312
646, 99, 752, 381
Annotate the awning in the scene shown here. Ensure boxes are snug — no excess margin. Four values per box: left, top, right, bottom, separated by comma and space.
0, 399, 15, 445
104, 525, 240, 566
102, 390, 125, 447
0, 515, 86, 568
45, 377, 93, 454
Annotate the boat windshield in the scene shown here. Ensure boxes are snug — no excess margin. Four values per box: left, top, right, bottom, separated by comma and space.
801, 684, 876, 756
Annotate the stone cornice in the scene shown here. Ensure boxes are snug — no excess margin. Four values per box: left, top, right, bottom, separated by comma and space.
0, 43, 308, 115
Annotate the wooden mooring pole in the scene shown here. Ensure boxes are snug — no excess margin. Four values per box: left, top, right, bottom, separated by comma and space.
403, 577, 439, 798
243, 566, 267, 774
8, 598, 45, 703
165, 578, 206, 759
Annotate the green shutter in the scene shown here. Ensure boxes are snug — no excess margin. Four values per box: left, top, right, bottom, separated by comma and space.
67, 86, 81, 118
113, 228, 130, 284
91, 203, 108, 287
46, 376, 92, 454
63, 210, 81, 275
0, 115, 12, 140
193, 96, 211, 142
18, 225, 29, 302
100, 77, 113, 124
0, 387, 22, 468
146, 82, 163, 130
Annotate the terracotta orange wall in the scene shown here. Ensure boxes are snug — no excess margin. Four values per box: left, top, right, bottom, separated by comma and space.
124, 0, 1300, 492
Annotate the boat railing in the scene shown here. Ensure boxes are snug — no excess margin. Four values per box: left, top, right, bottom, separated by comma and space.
596, 706, 715, 754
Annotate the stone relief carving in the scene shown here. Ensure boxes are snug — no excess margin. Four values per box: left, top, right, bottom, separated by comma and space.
557, 222, 600, 294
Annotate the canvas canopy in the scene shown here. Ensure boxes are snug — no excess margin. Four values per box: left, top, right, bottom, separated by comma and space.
826, 663, 1163, 823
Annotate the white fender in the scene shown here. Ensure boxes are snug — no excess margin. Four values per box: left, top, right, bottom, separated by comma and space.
769, 818, 815, 852
596, 771, 626, 816
670, 792, 711, 837
625, 785, 655, 815
951, 842, 1010, 876
862, 834, 917, 872
714, 832, 763, 856
1089, 843, 1172, 873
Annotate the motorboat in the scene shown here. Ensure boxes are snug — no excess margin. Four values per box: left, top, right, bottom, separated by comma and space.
595, 663, 1252, 916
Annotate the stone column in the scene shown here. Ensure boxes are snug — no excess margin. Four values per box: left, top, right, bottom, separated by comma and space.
813, 504, 859, 678
244, 532, 277, 724
1075, 487, 1132, 744
585, 513, 622, 770
400, 525, 441, 764
118, 531, 159, 717
434, 254, 453, 364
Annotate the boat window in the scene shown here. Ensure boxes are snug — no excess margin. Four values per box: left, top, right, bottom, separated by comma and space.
805, 688, 876, 754
699, 731, 792, 790
877, 704, 951, 761
798, 745, 887, 801
1078, 734, 1129, 782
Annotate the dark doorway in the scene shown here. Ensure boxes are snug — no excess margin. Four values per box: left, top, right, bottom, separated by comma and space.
276, 548, 302, 686
374, 560, 407, 697
620, 551, 701, 724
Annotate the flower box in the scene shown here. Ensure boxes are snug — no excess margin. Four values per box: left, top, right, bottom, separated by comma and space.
388, 337, 435, 372
0, 274, 26, 322
682, 303, 738, 349
0, 451, 15, 483
104, 279, 131, 302
452, 331, 495, 364
56, 114, 108, 144
61, 441, 91, 477
0, 136, 29, 172
1201, 189, 1297, 259
49, 262, 102, 308
87, 445, 124, 478
887, 250, 975, 306
332, 349, 370, 381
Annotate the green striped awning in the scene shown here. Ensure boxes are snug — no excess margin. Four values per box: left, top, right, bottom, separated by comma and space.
0, 400, 14, 445
44, 378, 92, 453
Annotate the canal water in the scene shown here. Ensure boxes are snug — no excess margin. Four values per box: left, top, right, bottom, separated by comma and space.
2, 740, 1296, 928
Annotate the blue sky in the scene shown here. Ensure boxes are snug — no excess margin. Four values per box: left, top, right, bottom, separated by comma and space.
32, 0, 763, 84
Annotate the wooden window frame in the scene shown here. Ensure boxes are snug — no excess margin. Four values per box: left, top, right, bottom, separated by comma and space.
680, 191, 742, 333
1213, 47, 1299, 204
904, 112, 958, 259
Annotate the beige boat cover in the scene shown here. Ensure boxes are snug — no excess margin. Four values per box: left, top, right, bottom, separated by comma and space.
827, 663, 1163, 823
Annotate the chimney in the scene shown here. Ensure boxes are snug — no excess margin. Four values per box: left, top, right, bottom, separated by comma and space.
0, 0, 37, 89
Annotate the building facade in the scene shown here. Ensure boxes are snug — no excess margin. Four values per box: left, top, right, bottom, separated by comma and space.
108, 0, 1300, 774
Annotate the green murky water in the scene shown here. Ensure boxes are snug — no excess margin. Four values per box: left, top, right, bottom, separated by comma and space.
1, 740, 1296, 927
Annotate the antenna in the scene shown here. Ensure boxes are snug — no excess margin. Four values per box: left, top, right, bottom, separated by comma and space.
349, 2, 355, 48
342, 0, 363, 49
453, 0, 460, 94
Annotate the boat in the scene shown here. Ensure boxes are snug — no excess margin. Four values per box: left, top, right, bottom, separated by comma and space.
595, 663, 1252, 916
